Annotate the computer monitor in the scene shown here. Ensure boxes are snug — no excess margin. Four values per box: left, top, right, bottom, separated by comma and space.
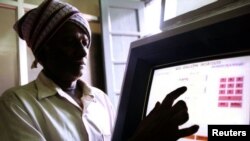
111, 4, 250, 141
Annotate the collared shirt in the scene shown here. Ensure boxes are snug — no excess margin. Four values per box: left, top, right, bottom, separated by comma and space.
0, 72, 116, 141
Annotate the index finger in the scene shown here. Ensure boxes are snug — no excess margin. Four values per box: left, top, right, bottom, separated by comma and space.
178, 124, 199, 139
161, 86, 187, 108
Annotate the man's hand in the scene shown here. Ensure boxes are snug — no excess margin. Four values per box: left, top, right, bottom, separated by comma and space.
130, 86, 199, 141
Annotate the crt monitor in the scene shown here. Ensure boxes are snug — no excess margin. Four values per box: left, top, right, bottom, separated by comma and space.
111, 3, 250, 141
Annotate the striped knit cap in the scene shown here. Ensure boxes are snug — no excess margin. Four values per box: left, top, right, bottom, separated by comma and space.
13, 0, 91, 68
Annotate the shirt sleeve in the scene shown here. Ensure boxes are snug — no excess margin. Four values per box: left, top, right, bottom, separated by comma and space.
0, 90, 46, 141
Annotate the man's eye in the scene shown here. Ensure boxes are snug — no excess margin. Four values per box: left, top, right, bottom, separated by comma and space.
81, 34, 89, 47
81, 39, 88, 46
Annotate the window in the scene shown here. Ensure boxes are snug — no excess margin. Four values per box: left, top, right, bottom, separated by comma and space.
160, 0, 244, 31
144, 0, 162, 35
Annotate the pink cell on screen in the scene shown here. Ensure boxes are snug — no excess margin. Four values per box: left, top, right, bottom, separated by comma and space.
235, 89, 243, 94
219, 90, 225, 94
236, 83, 243, 88
236, 76, 244, 81
218, 102, 228, 107
220, 84, 226, 88
220, 78, 226, 82
227, 83, 234, 88
227, 89, 234, 94
219, 96, 242, 101
230, 102, 242, 108
228, 77, 235, 82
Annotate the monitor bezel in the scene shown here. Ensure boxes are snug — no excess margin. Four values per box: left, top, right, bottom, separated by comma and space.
112, 4, 250, 141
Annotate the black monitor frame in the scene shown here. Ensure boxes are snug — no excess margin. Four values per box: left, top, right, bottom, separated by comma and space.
112, 3, 250, 141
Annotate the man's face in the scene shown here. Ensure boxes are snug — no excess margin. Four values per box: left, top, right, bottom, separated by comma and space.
41, 22, 90, 81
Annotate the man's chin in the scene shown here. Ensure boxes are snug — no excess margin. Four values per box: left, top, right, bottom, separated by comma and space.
75, 72, 83, 79
67, 71, 83, 81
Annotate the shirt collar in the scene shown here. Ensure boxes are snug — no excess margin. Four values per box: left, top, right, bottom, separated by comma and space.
35, 72, 58, 100
35, 71, 95, 101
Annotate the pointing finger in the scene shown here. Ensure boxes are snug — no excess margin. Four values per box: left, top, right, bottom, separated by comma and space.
161, 86, 187, 109
177, 125, 199, 139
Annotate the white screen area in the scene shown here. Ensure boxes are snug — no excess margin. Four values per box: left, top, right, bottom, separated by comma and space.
146, 55, 250, 141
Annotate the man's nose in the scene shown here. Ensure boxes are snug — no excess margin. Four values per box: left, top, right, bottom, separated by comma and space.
74, 41, 88, 58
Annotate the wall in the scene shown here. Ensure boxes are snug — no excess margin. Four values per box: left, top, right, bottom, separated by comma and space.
0, 6, 18, 95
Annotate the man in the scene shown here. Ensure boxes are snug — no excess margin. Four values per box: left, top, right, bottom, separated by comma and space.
0, 0, 198, 141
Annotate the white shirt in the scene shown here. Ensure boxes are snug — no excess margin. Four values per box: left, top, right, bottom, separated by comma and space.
0, 72, 116, 141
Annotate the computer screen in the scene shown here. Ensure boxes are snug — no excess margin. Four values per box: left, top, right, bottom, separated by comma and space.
146, 55, 250, 140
